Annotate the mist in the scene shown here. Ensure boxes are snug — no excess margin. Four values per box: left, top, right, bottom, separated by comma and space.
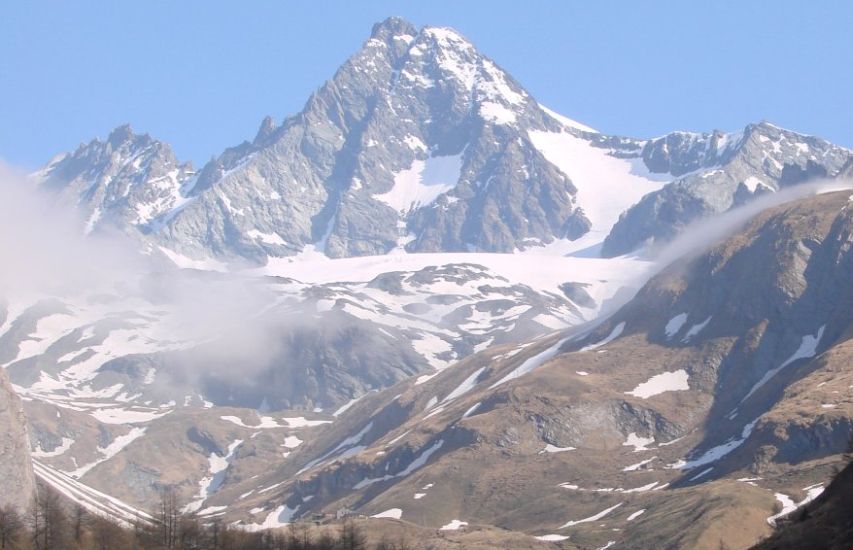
4, 157, 851, 406
0, 160, 317, 390
652, 179, 853, 270
0, 160, 145, 299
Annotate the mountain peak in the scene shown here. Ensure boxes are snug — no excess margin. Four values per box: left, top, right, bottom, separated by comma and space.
106, 123, 138, 147
370, 16, 417, 42
253, 115, 277, 144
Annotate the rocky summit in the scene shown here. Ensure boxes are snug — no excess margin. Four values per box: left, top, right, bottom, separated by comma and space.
34, 17, 852, 267
2, 14, 852, 550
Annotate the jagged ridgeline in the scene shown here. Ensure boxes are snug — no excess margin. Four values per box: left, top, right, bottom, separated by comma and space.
34, 17, 850, 266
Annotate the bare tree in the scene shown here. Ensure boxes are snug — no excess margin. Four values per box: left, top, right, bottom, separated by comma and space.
72, 504, 88, 544
338, 519, 367, 550
159, 487, 180, 548
28, 486, 68, 550
0, 505, 23, 549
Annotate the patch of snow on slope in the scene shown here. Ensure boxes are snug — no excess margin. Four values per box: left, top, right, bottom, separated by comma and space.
90, 408, 170, 424
296, 422, 374, 475
258, 252, 651, 316
67, 427, 147, 478
625, 370, 689, 399
535, 534, 570, 542
184, 439, 243, 513
282, 435, 302, 449
539, 444, 575, 454
353, 439, 444, 489
529, 130, 670, 239
247, 229, 286, 246
681, 316, 712, 342
439, 519, 468, 530
374, 153, 463, 213
441, 367, 486, 404
559, 502, 623, 528
672, 418, 759, 471
741, 326, 825, 403
461, 402, 481, 419
581, 322, 625, 351
743, 176, 765, 192
539, 104, 598, 133
623, 433, 655, 452
244, 505, 299, 531
626, 509, 645, 521
489, 338, 568, 389
157, 246, 228, 272
333, 394, 367, 417
767, 485, 824, 526
664, 313, 688, 339
688, 467, 715, 481
371, 508, 403, 520
33, 437, 75, 458
479, 102, 516, 125
623, 457, 656, 472
13, 313, 77, 362
281, 416, 332, 428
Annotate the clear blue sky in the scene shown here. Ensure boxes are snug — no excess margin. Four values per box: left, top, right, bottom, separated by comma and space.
2, 1, 851, 169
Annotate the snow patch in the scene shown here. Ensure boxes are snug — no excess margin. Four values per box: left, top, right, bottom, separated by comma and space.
581, 322, 625, 352
626, 509, 645, 521
625, 370, 690, 399
489, 338, 568, 389
664, 313, 688, 339
623, 433, 655, 452
672, 418, 759, 471
559, 503, 623, 528
439, 519, 468, 531
741, 326, 825, 403
374, 153, 464, 213
371, 508, 402, 520
33, 437, 75, 458
539, 444, 576, 454
529, 130, 671, 240
539, 104, 598, 133
767, 485, 824, 526
535, 534, 570, 542
623, 457, 656, 472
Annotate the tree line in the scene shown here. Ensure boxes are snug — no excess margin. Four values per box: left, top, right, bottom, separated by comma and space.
0, 486, 415, 550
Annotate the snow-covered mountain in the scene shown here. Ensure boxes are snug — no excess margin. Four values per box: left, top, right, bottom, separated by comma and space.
601, 122, 851, 256
34, 124, 196, 236
4, 14, 853, 550
35, 17, 851, 266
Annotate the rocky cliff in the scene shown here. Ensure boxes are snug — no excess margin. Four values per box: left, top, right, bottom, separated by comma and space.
0, 361, 35, 512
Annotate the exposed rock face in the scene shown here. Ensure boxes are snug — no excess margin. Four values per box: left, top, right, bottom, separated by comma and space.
33, 20, 852, 266
601, 123, 851, 256
34, 125, 195, 235
127, 17, 588, 263
0, 366, 35, 512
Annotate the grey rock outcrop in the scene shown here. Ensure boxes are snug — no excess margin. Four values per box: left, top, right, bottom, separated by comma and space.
145, 17, 587, 263
35, 124, 195, 235
33, 20, 853, 266
602, 122, 851, 256
0, 366, 35, 512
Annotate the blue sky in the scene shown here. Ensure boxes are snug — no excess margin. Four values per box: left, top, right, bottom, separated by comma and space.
2, 1, 851, 168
